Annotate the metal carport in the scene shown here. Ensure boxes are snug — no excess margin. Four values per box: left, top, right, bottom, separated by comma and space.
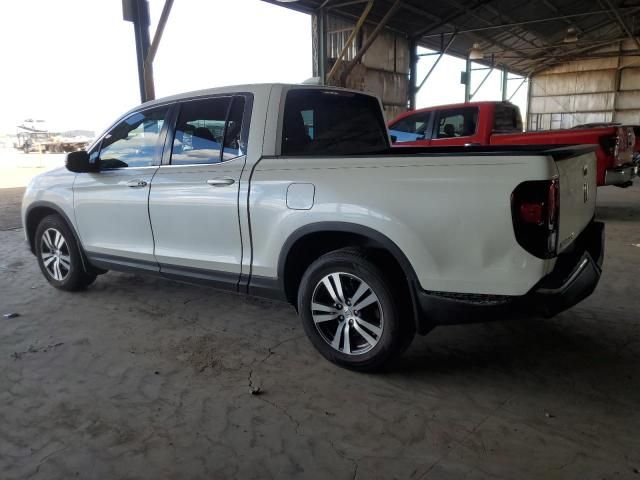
262, 0, 640, 126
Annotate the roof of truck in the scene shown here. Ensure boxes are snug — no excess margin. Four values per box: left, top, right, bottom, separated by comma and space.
88, 83, 381, 151
138, 83, 375, 111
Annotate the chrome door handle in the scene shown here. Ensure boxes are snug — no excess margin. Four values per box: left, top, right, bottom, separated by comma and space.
207, 178, 235, 187
127, 179, 147, 188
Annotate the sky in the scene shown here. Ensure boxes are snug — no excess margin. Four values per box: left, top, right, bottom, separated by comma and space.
0, 0, 527, 135
415, 47, 529, 114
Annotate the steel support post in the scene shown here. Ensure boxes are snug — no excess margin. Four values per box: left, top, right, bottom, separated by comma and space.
501, 68, 508, 101
318, 9, 327, 84
123, 0, 151, 103
409, 39, 418, 110
464, 57, 472, 102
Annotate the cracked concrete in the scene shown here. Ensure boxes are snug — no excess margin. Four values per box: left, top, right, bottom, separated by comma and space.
1, 183, 639, 479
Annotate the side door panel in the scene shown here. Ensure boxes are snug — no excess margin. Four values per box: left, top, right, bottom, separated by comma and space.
148, 95, 250, 290
74, 166, 159, 265
74, 105, 171, 267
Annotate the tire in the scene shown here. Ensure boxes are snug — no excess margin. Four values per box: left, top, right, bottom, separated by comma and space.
297, 248, 415, 371
34, 214, 97, 291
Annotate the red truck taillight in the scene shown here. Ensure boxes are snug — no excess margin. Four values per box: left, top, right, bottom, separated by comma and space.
601, 127, 635, 166
511, 179, 559, 258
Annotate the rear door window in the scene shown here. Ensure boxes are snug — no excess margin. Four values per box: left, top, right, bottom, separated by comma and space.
281, 89, 388, 156
435, 107, 478, 139
222, 96, 246, 161
171, 95, 247, 165
389, 112, 432, 143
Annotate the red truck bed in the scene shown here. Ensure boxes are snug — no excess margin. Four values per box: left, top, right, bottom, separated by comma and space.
389, 101, 638, 187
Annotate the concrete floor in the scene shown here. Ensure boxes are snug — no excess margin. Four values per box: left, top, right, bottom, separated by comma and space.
1, 182, 639, 480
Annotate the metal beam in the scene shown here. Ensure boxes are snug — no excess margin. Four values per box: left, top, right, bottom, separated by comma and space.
340, 0, 403, 84
416, 34, 456, 93
602, 0, 640, 51
326, 0, 369, 9
501, 68, 508, 101
445, 0, 544, 54
418, 7, 640, 38
410, 0, 493, 38
318, 9, 327, 83
527, 37, 619, 75
540, 0, 583, 33
485, 36, 630, 55
123, 0, 151, 103
470, 67, 493, 100
464, 57, 471, 102
325, 0, 374, 84
143, 0, 174, 102
496, 50, 640, 60
402, 2, 529, 62
527, 21, 626, 73
146, 0, 173, 65
508, 77, 527, 102
409, 38, 418, 109
512, 16, 631, 73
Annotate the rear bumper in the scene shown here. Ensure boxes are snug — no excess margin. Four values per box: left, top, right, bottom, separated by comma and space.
526, 220, 604, 317
604, 162, 638, 186
414, 221, 605, 333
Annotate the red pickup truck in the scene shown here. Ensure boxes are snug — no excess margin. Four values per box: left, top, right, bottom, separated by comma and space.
389, 101, 639, 187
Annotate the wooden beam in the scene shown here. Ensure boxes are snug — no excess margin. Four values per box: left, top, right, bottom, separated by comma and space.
340, 0, 403, 84
325, 0, 374, 84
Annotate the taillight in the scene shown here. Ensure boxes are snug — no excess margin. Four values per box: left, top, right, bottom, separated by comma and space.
602, 127, 636, 166
511, 179, 559, 258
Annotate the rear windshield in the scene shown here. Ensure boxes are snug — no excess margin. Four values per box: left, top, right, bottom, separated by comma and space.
281, 89, 389, 156
494, 104, 523, 133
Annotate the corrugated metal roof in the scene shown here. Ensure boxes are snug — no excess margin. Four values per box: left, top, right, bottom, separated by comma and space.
262, 0, 640, 76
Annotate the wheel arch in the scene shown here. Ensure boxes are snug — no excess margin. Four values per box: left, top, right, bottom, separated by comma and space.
25, 201, 91, 271
276, 222, 429, 334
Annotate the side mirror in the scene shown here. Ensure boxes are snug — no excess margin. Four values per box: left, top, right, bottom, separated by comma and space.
66, 150, 99, 173
390, 135, 398, 143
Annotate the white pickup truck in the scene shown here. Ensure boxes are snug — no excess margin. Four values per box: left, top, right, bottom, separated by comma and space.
22, 84, 604, 371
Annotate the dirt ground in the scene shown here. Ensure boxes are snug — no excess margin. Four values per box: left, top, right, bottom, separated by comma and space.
1, 172, 639, 479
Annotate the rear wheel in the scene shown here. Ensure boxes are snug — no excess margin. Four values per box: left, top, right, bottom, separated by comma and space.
297, 248, 414, 371
35, 214, 96, 291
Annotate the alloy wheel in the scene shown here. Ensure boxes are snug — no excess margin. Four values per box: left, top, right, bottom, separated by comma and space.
310, 272, 384, 355
40, 228, 71, 281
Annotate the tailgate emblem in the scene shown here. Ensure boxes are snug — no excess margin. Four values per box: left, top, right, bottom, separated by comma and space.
583, 165, 589, 203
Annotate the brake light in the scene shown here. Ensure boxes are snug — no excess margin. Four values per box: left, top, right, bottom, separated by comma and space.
519, 203, 543, 225
511, 179, 559, 258
602, 127, 636, 166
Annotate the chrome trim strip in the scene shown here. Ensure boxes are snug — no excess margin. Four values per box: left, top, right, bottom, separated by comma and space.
537, 257, 589, 294
157, 156, 246, 169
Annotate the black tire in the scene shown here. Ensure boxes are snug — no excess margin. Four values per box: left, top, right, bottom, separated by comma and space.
297, 248, 415, 371
34, 214, 97, 291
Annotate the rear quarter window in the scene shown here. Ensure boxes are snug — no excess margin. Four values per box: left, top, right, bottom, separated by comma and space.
494, 104, 523, 133
281, 89, 389, 156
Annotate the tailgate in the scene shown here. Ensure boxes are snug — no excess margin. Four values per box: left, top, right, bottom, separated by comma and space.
552, 147, 597, 253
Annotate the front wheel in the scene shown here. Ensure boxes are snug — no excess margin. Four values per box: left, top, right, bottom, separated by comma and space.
297, 248, 414, 371
35, 214, 96, 291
